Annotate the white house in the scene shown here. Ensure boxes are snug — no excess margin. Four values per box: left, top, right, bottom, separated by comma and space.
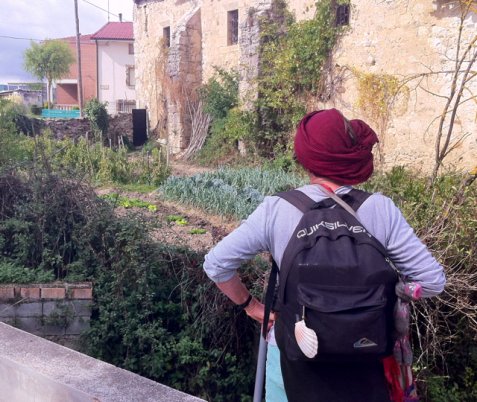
91, 21, 136, 115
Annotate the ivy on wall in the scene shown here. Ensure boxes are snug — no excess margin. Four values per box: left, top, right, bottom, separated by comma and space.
254, 0, 342, 157
352, 68, 409, 164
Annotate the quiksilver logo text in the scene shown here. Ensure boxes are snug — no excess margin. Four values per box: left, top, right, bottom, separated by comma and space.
297, 221, 371, 238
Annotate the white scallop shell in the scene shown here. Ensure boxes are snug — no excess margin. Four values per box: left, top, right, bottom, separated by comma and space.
294, 320, 318, 358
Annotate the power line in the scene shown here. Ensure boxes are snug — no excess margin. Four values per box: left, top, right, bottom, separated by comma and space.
0, 35, 41, 42
0, 34, 95, 44
81, 0, 119, 18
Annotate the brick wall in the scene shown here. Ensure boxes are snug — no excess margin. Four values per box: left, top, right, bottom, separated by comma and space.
57, 35, 98, 106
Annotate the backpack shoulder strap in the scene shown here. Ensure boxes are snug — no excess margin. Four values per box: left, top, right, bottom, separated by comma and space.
275, 189, 315, 213
343, 189, 373, 211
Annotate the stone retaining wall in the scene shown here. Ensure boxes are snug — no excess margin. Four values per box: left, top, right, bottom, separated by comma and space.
16, 113, 133, 143
0, 283, 93, 345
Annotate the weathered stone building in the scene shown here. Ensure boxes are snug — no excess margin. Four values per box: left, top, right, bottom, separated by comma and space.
133, 0, 476, 173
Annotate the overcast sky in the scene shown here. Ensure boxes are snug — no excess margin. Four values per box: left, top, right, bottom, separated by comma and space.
0, 0, 134, 84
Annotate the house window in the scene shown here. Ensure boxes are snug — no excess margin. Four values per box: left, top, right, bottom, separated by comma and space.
336, 3, 350, 26
163, 26, 171, 48
128, 43, 134, 54
227, 10, 239, 45
126, 66, 135, 87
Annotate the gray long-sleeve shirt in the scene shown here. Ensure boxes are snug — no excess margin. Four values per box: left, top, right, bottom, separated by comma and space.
204, 184, 446, 298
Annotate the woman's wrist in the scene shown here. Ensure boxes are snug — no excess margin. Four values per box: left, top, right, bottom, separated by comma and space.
236, 294, 253, 311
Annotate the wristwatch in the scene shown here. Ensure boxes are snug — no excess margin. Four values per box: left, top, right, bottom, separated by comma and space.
236, 294, 253, 311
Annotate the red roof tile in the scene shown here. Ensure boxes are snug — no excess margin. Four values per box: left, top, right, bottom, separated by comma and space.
58, 34, 94, 44
91, 22, 133, 41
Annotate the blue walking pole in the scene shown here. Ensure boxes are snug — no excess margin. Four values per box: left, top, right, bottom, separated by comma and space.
253, 335, 268, 402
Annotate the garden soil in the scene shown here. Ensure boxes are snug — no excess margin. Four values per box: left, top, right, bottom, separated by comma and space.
97, 160, 239, 252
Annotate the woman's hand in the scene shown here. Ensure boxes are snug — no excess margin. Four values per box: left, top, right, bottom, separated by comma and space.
244, 298, 276, 331
215, 274, 275, 330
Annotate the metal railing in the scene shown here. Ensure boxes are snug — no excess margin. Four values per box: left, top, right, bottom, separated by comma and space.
116, 99, 136, 114
54, 104, 79, 111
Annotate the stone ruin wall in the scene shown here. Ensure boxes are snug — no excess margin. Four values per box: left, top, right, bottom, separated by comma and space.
288, 0, 477, 173
134, 0, 476, 172
134, 0, 203, 155
168, 6, 203, 153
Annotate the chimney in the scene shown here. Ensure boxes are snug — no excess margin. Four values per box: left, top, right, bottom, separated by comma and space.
119, 13, 122, 22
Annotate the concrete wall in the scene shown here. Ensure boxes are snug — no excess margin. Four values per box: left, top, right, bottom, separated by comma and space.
97, 40, 136, 115
0, 322, 206, 402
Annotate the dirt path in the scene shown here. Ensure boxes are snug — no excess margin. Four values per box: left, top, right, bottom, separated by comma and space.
169, 160, 214, 177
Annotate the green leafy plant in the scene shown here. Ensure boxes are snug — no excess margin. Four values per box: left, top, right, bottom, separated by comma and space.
189, 228, 207, 235
0, 259, 54, 284
5, 132, 169, 187
197, 69, 244, 163
199, 67, 239, 120
166, 215, 188, 225
159, 167, 305, 219
101, 193, 157, 211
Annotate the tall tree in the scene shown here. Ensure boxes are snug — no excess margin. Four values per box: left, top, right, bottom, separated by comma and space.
24, 40, 75, 109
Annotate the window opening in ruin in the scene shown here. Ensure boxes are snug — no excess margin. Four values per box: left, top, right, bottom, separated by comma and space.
126, 66, 135, 87
128, 43, 134, 55
227, 10, 239, 45
336, 4, 350, 26
163, 26, 171, 48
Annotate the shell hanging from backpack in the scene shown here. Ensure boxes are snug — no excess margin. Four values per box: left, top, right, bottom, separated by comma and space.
295, 316, 318, 358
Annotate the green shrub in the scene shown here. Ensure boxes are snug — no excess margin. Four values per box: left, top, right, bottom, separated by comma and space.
84, 228, 262, 401
0, 99, 31, 170
364, 167, 477, 401
197, 69, 247, 164
198, 108, 255, 164
84, 98, 109, 140
0, 171, 112, 281
0, 259, 54, 283
199, 68, 239, 120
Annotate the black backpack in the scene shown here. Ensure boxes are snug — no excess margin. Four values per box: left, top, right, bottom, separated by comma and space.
263, 188, 398, 362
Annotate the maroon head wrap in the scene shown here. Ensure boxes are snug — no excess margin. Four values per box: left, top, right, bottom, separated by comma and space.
294, 109, 378, 185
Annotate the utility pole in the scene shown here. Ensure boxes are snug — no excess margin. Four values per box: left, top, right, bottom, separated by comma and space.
74, 0, 84, 117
